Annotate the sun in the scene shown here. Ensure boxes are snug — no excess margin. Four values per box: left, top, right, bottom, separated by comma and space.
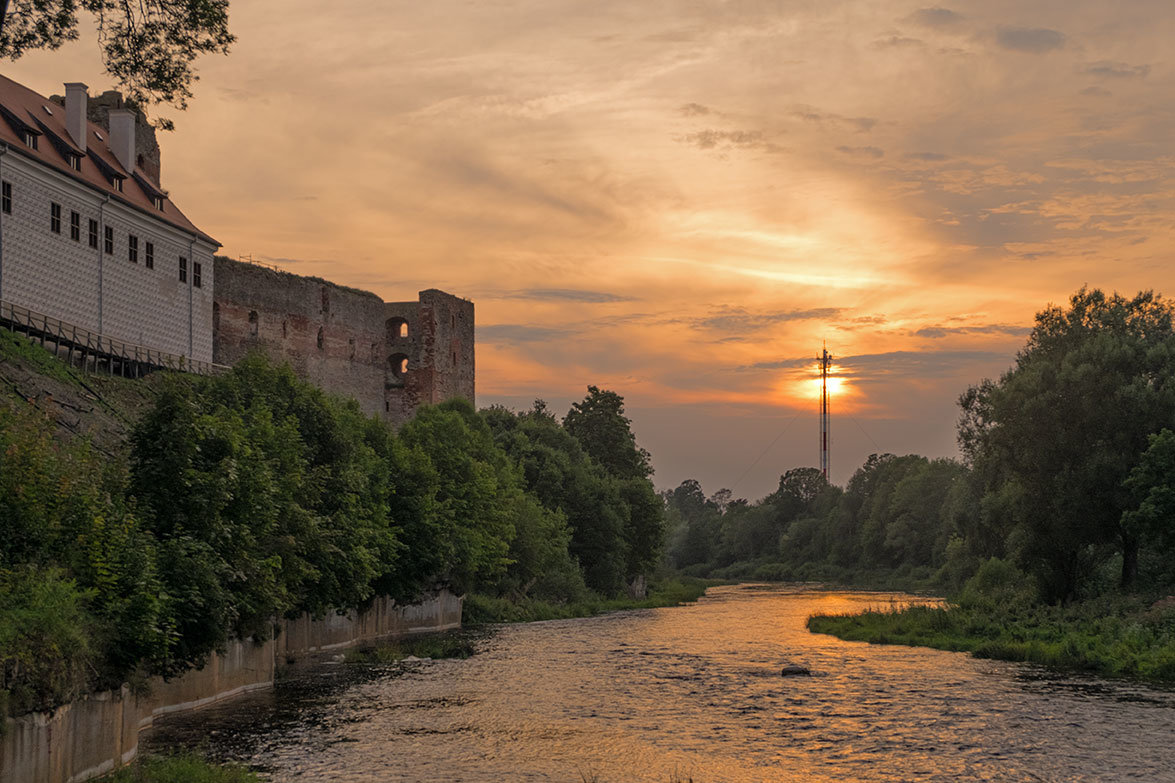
807, 373, 848, 399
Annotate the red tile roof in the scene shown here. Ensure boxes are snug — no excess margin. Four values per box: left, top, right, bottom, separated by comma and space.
0, 74, 218, 246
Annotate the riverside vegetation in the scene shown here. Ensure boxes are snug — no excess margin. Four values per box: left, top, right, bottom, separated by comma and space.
0, 327, 687, 724
665, 288, 1175, 682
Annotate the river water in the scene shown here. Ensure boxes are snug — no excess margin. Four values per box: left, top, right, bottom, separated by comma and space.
145, 584, 1175, 782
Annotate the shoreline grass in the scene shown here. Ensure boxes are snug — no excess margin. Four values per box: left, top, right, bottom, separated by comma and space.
343, 631, 479, 664
99, 753, 259, 782
808, 598, 1175, 682
463, 577, 717, 625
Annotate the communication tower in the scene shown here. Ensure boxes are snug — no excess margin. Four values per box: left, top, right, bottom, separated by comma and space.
818, 345, 832, 480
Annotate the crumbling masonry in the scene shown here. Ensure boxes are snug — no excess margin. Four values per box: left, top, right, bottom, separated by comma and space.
212, 257, 474, 425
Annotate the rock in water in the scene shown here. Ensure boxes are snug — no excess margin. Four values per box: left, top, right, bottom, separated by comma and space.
780, 664, 811, 677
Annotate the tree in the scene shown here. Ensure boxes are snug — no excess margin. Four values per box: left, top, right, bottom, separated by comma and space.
0, 0, 234, 111
564, 386, 652, 481
959, 288, 1175, 600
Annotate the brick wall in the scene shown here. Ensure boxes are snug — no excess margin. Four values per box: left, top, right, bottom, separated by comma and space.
214, 258, 475, 425
212, 257, 388, 416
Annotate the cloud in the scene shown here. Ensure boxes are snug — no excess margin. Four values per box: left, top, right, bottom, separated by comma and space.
1080, 86, 1112, 97
913, 323, 1030, 339
907, 7, 965, 29
748, 350, 1011, 378
478, 324, 577, 343
837, 145, 885, 158
1083, 61, 1150, 79
691, 306, 842, 332
905, 151, 950, 161
996, 26, 1066, 53
680, 129, 782, 153
678, 102, 711, 117
875, 35, 923, 48
502, 288, 636, 303
796, 107, 877, 132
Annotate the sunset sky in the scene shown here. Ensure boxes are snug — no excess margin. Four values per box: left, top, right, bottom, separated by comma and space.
8, 1, 1174, 498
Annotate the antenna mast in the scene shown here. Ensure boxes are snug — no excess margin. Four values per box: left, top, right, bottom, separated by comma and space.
818, 344, 832, 480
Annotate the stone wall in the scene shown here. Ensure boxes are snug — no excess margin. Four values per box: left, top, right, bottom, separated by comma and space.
0, 591, 463, 783
212, 257, 388, 416
214, 257, 475, 426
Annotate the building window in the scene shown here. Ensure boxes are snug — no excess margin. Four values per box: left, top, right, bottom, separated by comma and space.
68, 155, 82, 172
23, 131, 37, 149
248, 311, 258, 336
50, 202, 61, 234
348, 337, 356, 360
152, 196, 164, 211
1, 181, 10, 214
104, 225, 114, 254
69, 211, 80, 241
88, 219, 98, 248
112, 178, 123, 192
179, 256, 188, 283
317, 327, 324, 350
145, 241, 154, 269
193, 261, 202, 288
128, 234, 138, 263
388, 354, 409, 378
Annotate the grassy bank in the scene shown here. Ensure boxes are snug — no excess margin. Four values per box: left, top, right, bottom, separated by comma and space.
101, 753, 258, 782
344, 631, 479, 664
808, 596, 1175, 682
463, 577, 715, 624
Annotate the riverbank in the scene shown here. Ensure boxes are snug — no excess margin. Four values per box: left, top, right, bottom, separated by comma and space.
808, 596, 1175, 682
101, 754, 258, 782
462, 577, 716, 624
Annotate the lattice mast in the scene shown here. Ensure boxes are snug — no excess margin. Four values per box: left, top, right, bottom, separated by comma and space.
818, 344, 832, 480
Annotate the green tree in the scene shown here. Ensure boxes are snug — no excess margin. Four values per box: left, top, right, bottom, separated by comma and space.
1122, 428, 1175, 588
959, 288, 1175, 600
564, 386, 652, 481
0, 0, 234, 110
399, 399, 515, 591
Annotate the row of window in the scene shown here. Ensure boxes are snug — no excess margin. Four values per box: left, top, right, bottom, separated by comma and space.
6, 183, 203, 289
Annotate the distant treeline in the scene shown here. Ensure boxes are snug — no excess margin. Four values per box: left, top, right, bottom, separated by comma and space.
667, 288, 1175, 605
0, 346, 662, 718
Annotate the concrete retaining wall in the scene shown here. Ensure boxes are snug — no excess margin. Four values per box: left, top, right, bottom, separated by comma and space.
1, 590, 462, 783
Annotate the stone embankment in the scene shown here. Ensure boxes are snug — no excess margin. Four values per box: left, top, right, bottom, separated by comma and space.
1, 591, 462, 783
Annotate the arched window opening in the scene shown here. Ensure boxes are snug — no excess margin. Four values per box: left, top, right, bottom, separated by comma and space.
248, 310, 258, 337
388, 353, 409, 378
317, 326, 324, 351
348, 337, 356, 360
386, 317, 409, 341
282, 320, 288, 339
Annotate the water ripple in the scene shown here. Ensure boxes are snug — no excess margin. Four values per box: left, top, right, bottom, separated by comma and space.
146, 585, 1175, 782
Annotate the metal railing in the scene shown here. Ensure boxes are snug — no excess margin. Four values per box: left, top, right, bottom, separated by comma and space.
0, 299, 229, 378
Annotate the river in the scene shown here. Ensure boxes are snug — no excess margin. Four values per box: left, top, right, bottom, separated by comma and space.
144, 584, 1175, 782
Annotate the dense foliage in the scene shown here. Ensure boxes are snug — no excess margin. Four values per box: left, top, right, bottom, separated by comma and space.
668, 288, 1175, 610
0, 349, 662, 716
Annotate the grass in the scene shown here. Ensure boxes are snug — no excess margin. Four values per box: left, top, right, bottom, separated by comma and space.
344, 631, 479, 664
808, 596, 1175, 682
100, 753, 259, 783
463, 577, 715, 625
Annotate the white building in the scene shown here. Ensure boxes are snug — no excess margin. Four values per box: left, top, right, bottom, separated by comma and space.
0, 76, 219, 364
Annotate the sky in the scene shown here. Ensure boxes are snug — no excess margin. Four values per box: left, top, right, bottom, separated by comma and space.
7, 1, 1175, 499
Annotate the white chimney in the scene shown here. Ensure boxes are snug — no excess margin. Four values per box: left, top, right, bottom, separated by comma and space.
108, 108, 135, 173
64, 82, 88, 152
